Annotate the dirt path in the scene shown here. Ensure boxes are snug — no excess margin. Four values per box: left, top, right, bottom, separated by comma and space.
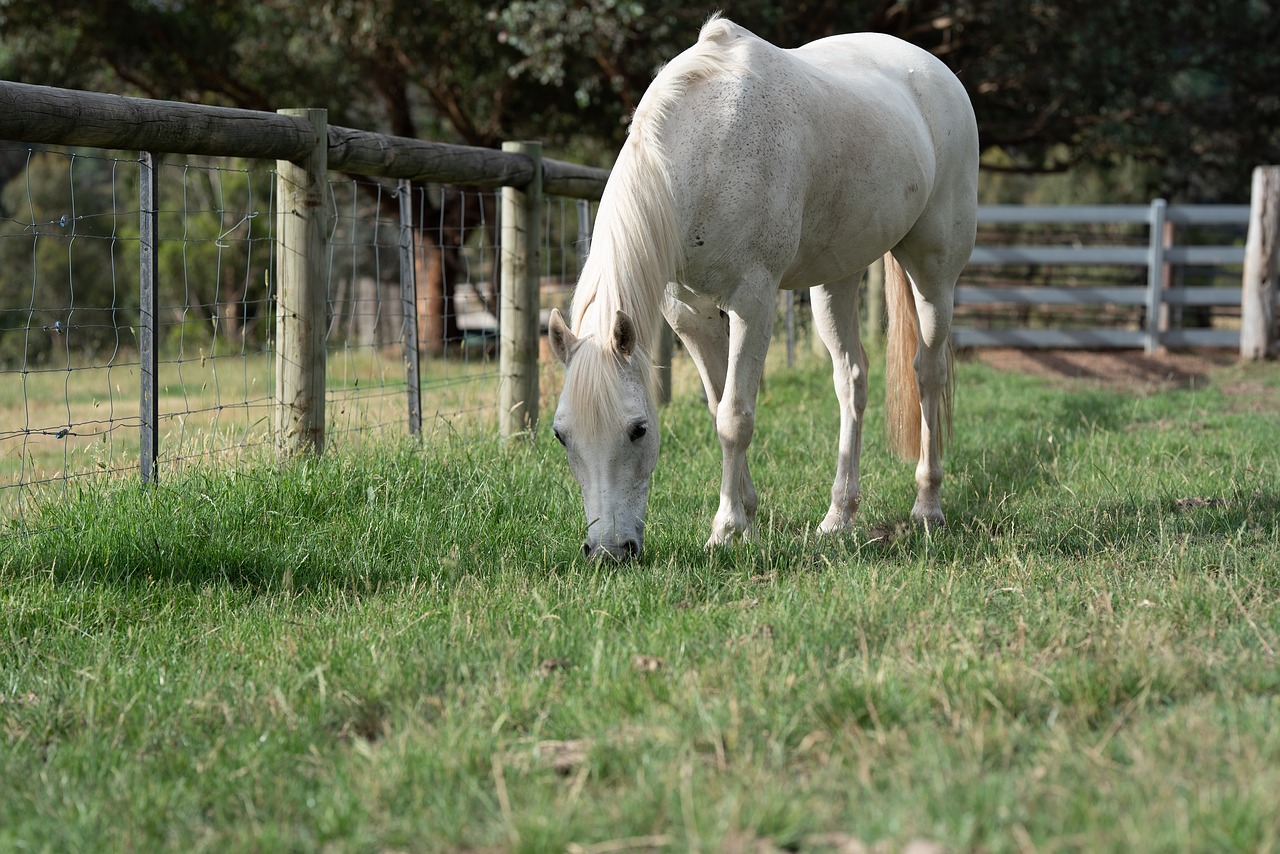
967, 348, 1242, 394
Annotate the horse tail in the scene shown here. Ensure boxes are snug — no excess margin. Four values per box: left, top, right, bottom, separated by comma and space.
884, 252, 954, 461
885, 252, 922, 460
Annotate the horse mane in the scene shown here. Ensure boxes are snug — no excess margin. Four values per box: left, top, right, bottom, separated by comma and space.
564, 15, 748, 436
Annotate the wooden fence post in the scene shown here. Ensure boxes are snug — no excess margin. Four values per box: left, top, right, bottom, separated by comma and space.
1242, 165, 1279, 360
500, 141, 542, 440
275, 108, 329, 456
1144, 198, 1168, 355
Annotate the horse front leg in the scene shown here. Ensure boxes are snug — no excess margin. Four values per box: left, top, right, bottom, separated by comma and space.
810, 277, 867, 534
662, 294, 729, 420
707, 291, 774, 547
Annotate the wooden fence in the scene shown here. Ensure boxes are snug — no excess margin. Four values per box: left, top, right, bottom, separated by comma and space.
0, 80, 609, 458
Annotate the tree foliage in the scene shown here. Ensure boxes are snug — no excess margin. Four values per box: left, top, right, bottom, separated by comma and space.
3, 0, 1276, 199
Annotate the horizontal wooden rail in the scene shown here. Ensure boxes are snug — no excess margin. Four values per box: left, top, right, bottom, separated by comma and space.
968, 245, 1246, 266
0, 80, 609, 199
952, 328, 1239, 349
977, 204, 1250, 225
0, 80, 315, 160
325, 125, 608, 197
957, 286, 1242, 307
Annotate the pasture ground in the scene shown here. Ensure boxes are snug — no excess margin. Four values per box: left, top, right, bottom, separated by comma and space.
2, 347, 1279, 852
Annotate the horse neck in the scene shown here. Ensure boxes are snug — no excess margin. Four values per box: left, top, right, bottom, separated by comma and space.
570, 138, 680, 357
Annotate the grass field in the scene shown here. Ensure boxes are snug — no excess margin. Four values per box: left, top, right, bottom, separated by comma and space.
2, 347, 1279, 852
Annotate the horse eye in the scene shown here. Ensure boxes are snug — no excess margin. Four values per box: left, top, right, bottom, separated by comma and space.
627, 422, 647, 443
554, 429, 566, 446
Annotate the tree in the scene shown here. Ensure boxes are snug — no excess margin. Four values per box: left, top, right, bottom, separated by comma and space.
945, 0, 1280, 200
488, 0, 1280, 201
3, 1, 1277, 229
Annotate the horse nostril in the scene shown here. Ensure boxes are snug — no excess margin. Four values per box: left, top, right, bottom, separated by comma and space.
624, 539, 640, 558
583, 542, 593, 559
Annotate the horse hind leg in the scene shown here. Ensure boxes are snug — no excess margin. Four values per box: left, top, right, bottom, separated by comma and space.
886, 248, 958, 530
810, 276, 868, 534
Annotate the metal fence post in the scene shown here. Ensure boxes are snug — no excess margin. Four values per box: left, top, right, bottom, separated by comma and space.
397, 179, 422, 436
139, 151, 159, 483
576, 198, 592, 269
499, 141, 542, 440
274, 108, 328, 456
1145, 198, 1168, 355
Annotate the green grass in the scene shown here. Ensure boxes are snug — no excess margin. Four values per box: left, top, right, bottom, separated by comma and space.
3, 350, 1279, 852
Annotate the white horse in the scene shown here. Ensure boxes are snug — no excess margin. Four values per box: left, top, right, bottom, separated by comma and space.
548, 15, 978, 559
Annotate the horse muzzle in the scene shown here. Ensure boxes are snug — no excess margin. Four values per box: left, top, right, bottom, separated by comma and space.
584, 537, 641, 561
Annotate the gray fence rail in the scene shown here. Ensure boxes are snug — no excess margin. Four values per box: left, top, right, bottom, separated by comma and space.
956, 200, 1251, 352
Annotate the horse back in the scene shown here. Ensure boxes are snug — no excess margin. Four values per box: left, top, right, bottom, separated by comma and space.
647, 20, 976, 292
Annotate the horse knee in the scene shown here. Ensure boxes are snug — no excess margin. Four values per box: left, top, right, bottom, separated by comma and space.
716, 407, 754, 451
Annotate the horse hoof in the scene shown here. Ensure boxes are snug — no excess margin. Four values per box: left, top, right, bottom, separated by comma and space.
818, 509, 856, 535
911, 505, 946, 531
705, 525, 753, 548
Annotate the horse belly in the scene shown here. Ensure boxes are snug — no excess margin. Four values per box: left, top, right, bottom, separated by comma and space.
780, 161, 931, 290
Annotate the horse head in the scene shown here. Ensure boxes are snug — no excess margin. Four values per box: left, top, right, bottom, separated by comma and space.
548, 308, 659, 561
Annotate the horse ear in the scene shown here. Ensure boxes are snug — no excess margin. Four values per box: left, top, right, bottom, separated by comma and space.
548, 308, 578, 366
613, 310, 638, 357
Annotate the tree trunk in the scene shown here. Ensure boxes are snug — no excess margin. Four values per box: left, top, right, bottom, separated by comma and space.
415, 232, 462, 356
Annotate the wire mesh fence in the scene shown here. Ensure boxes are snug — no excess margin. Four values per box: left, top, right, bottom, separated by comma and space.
0, 145, 594, 536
